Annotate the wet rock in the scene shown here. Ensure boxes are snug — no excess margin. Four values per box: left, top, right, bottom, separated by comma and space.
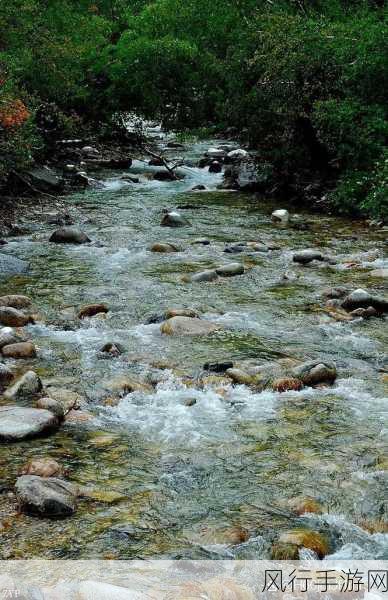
0, 364, 13, 386
0, 295, 31, 309
247, 242, 270, 253
0, 406, 58, 441
370, 268, 388, 278
99, 342, 124, 357
272, 377, 304, 392
278, 529, 329, 558
46, 210, 74, 226
209, 161, 222, 173
192, 184, 207, 191
270, 543, 300, 560
21, 458, 62, 478
291, 360, 337, 386
121, 175, 140, 184
204, 361, 234, 373
104, 376, 152, 397
184, 397, 197, 407
0, 253, 29, 277
148, 157, 164, 167
165, 308, 199, 319
226, 368, 254, 386
27, 166, 64, 192
198, 157, 211, 168
293, 249, 325, 264
66, 408, 93, 422
188, 269, 219, 283
150, 242, 180, 253
160, 211, 190, 227
15, 475, 77, 518
49, 226, 90, 244
271, 209, 289, 225
322, 286, 348, 299
0, 307, 33, 327
81, 146, 99, 155
161, 316, 220, 336
44, 387, 82, 414
166, 141, 185, 149
200, 375, 231, 389
145, 313, 165, 324
287, 496, 323, 515
2, 341, 36, 359
153, 170, 179, 181
78, 303, 109, 319
216, 263, 245, 277
350, 306, 379, 319
36, 397, 65, 420
225, 149, 249, 162
224, 243, 246, 254
4, 370, 42, 400
205, 147, 226, 159
342, 288, 388, 313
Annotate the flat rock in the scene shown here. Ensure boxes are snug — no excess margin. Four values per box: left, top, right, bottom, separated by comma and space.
15, 475, 77, 517
0, 406, 58, 441
216, 263, 245, 277
0, 253, 29, 277
4, 370, 42, 400
189, 269, 219, 283
49, 227, 90, 244
160, 316, 220, 336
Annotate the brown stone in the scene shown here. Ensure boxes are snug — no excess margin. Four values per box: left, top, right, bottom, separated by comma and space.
272, 377, 304, 392
2, 341, 36, 359
0, 307, 33, 327
21, 458, 62, 478
78, 304, 109, 319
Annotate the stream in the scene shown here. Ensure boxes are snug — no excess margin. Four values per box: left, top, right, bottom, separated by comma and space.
0, 127, 387, 560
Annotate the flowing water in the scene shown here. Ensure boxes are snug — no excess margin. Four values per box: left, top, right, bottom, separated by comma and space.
0, 129, 387, 560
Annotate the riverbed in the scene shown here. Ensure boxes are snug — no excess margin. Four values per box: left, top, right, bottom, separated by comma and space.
0, 130, 387, 559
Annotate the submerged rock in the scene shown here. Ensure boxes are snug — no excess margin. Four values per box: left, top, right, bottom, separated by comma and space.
342, 288, 388, 312
78, 303, 109, 319
192, 184, 207, 191
216, 263, 245, 277
0, 406, 58, 441
49, 227, 90, 244
0, 295, 31, 309
160, 211, 190, 227
160, 316, 220, 336
291, 360, 337, 386
4, 370, 42, 400
21, 458, 62, 478
188, 269, 219, 283
150, 242, 180, 253
15, 475, 77, 517
2, 341, 36, 359
0, 253, 29, 277
0, 307, 33, 327
271, 209, 289, 225
165, 308, 199, 319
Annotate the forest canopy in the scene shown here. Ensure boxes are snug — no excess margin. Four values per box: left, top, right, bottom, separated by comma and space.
0, 0, 387, 216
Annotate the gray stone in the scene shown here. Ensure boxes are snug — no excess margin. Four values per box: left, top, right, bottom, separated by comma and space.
0, 407, 58, 441
36, 397, 65, 420
291, 360, 337, 386
0, 294, 31, 308
0, 253, 29, 277
342, 288, 388, 312
160, 317, 220, 336
4, 370, 42, 400
0, 363, 13, 386
15, 475, 77, 517
216, 263, 245, 277
293, 249, 325, 265
49, 227, 90, 244
271, 209, 289, 225
27, 166, 64, 192
189, 269, 219, 283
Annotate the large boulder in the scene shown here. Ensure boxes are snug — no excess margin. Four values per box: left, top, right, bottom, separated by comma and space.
0, 307, 33, 327
160, 211, 190, 227
2, 341, 36, 359
49, 227, 90, 244
293, 249, 325, 265
291, 360, 337, 386
15, 475, 77, 517
4, 370, 42, 400
27, 166, 64, 192
0, 406, 58, 441
216, 263, 245, 277
0, 295, 31, 309
0, 253, 29, 277
160, 316, 220, 336
341, 289, 388, 313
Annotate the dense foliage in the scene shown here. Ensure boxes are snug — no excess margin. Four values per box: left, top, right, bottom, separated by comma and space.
0, 0, 387, 217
